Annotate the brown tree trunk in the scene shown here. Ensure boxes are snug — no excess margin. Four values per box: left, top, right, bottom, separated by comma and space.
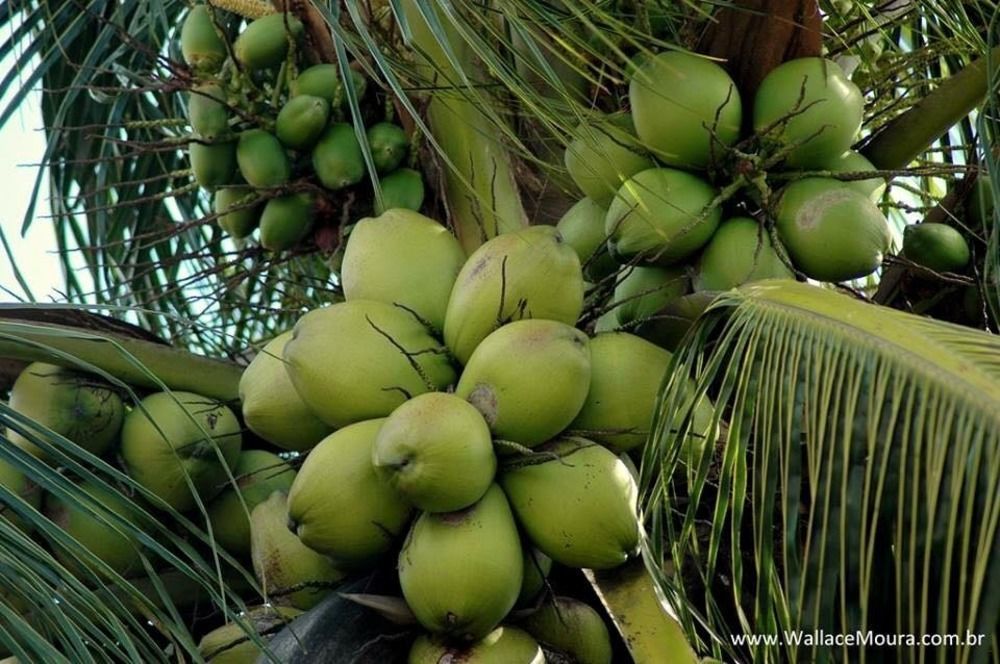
698, 0, 823, 101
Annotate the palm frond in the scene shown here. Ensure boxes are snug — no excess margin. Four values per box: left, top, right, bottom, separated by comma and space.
641, 280, 1000, 662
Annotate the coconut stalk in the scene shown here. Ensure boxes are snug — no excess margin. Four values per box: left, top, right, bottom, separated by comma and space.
862, 46, 1000, 169
0, 315, 242, 401
400, 0, 529, 254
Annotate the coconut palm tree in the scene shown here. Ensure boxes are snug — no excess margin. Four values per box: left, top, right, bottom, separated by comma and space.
0, 0, 998, 661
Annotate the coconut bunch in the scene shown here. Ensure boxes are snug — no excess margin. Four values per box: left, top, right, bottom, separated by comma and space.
559, 53, 902, 336
179, 4, 422, 251
233, 207, 718, 659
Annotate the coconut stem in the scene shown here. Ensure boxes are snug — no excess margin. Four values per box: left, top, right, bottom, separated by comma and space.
208, 0, 275, 19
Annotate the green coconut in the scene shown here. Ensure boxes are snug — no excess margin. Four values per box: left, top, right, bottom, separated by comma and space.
341, 209, 465, 331
237, 129, 289, 188
753, 57, 864, 168
517, 547, 553, 606
372, 393, 496, 513
275, 95, 330, 150
694, 217, 794, 292
251, 491, 345, 610
613, 265, 689, 328
629, 50, 742, 170
259, 193, 314, 251
287, 419, 413, 568
775, 178, 890, 282
284, 300, 457, 428
180, 5, 226, 72
197, 605, 303, 664
564, 112, 654, 208
375, 168, 425, 214
313, 123, 365, 190
206, 450, 296, 557
456, 320, 591, 447
398, 484, 523, 641
291, 64, 366, 106
500, 438, 639, 569
7, 362, 124, 460
188, 83, 229, 142
0, 458, 41, 532
520, 596, 612, 664
902, 223, 971, 273
605, 167, 721, 265
816, 150, 886, 200
366, 122, 409, 174
233, 13, 303, 71
570, 332, 671, 453
120, 391, 242, 512
44, 480, 146, 578
556, 198, 617, 281
443, 225, 585, 365
409, 626, 544, 664
239, 332, 332, 451
190, 140, 237, 188
214, 187, 260, 239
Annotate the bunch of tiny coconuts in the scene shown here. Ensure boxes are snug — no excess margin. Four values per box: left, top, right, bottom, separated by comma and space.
180, 4, 422, 251
558, 52, 900, 333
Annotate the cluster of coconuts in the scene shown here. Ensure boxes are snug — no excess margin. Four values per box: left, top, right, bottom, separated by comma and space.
228, 206, 719, 662
180, 4, 422, 251
558, 52, 896, 332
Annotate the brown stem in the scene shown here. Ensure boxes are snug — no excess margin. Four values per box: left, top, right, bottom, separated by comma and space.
273, 0, 337, 64
697, 0, 823, 103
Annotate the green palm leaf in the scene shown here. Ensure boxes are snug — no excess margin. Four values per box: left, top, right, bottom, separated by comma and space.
642, 280, 1000, 662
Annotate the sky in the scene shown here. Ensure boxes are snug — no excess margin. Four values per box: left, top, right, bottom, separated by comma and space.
0, 60, 63, 303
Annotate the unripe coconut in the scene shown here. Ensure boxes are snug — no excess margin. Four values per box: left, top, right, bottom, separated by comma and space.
291, 64, 366, 106
521, 596, 612, 664
120, 391, 242, 512
373, 393, 496, 513
284, 301, 457, 428
376, 169, 425, 214
0, 459, 41, 532
44, 481, 146, 578
409, 626, 544, 664
287, 419, 413, 567
237, 129, 289, 188
902, 223, 971, 273
694, 217, 794, 291
239, 331, 332, 451
629, 50, 742, 170
197, 605, 303, 664
206, 450, 296, 556
556, 198, 617, 281
753, 57, 863, 168
775, 178, 890, 282
500, 438, 639, 569
593, 308, 621, 334
234, 13, 303, 71
275, 95, 330, 150
251, 491, 345, 609
7, 362, 124, 460
444, 226, 585, 365
188, 83, 229, 142
313, 123, 365, 190
816, 150, 885, 200
605, 168, 721, 265
517, 547, 553, 606
613, 265, 689, 328
366, 122, 409, 174
398, 484, 523, 641
214, 187, 260, 239
259, 193, 314, 251
456, 320, 591, 447
190, 140, 237, 188
570, 332, 671, 453
564, 112, 654, 207
341, 210, 465, 331
180, 6, 226, 72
